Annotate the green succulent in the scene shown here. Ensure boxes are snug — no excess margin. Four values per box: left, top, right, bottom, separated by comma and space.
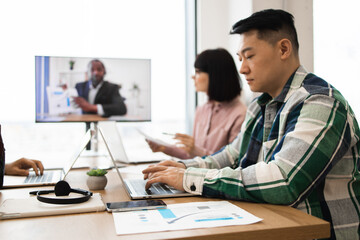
86, 168, 108, 176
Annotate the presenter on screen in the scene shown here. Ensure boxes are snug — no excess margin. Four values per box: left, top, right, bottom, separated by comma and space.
146, 48, 246, 159
73, 59, 127, 117
0, 125, 44, 188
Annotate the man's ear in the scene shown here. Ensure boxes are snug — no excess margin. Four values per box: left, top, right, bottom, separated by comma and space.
278, 38, 292, 60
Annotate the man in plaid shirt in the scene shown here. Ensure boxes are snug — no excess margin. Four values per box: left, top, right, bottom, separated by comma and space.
143, 9, 360, 239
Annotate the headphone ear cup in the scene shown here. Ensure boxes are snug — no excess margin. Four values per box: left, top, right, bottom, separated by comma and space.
54, 180, 71, 196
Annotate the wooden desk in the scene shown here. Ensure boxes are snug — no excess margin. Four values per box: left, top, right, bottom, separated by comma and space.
62, 114, 108, 122
0, 167, 330, 240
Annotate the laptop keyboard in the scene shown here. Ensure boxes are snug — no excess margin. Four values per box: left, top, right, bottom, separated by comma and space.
130, 179, 177, 195
25, 171, 54, 183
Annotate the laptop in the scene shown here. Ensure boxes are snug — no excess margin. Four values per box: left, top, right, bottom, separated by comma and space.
98, 126, 194, 199
98, 121, 168, 164
3, 130, 92, 188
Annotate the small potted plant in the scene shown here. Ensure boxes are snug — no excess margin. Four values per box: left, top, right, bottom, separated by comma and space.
69, 60, 75, 70
86, 168, 108, 190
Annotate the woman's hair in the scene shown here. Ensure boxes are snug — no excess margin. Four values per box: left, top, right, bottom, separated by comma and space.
194, 48, 242, 102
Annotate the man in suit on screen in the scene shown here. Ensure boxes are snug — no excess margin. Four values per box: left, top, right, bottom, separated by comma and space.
74, 59, 127, 117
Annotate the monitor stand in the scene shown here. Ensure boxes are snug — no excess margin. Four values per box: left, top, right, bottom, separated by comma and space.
81, 122, 107, 157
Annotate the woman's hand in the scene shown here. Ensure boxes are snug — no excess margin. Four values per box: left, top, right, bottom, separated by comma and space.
146, 139, 166, 153
174, 133, 195, 154
5, 158, 44, 176
174, 133, 205, 157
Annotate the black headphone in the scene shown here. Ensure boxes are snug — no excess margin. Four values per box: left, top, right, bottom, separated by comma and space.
29, 181, 93, 204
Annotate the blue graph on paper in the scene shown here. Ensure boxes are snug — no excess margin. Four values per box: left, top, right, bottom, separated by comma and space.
157, 206, 243, 224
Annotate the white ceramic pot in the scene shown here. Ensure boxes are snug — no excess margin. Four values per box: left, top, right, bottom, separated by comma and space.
86, 175, 108, 190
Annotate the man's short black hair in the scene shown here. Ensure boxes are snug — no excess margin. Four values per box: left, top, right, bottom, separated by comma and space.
88, 59, 106, 75
194, 48, 242, 102
231, 9, 299, 55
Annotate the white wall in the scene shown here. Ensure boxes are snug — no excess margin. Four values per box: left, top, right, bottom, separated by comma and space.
197, 0, 252, 51
313, 0, 360, 119
197, 0, 252, 105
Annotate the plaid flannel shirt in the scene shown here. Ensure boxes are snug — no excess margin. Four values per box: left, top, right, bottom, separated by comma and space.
181, 66, 360, 239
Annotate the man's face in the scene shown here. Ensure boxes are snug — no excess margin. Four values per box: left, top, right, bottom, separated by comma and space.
237, 30, 284, 98
90, 61, 105, 84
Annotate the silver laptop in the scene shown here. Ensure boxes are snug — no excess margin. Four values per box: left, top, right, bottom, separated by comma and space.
3, 130, 92, 188
98, 126, 193, 199
98, 121, 167, 164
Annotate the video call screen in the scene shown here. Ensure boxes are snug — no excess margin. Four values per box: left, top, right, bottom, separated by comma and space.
35, 56, 151, 122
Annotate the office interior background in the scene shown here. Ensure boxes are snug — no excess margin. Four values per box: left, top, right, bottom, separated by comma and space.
0, 0, 359, 163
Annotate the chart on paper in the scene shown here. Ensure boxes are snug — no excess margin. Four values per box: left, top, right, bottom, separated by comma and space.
112, 201, 262, 235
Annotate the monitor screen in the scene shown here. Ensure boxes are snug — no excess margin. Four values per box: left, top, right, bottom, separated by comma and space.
35, 56, 151, 122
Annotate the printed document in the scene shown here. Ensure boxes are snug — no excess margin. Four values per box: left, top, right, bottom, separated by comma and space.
136, 128, 174, 147
112, 201, 262, 235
